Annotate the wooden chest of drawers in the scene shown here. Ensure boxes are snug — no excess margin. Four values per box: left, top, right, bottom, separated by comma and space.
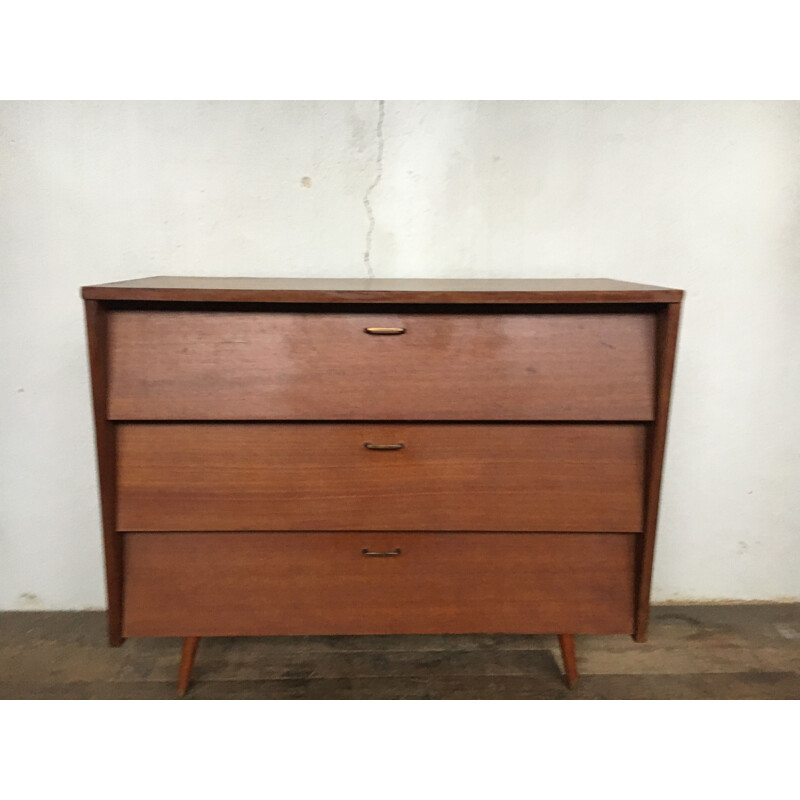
83, 277, 682, 694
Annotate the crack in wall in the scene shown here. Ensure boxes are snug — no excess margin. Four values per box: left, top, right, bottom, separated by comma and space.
362, 100, 385, 279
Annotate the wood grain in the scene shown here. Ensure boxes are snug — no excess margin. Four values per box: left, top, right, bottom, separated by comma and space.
83, 276, 684, 304
107, 309, 657, 420
122, 532, 638, 637
116, 423, 647, 533
634, 301, 682, 641
84, 299, 124, 646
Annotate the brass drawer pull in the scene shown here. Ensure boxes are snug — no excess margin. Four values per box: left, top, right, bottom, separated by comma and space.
364, 442, 405, 451
364, 327, 406, 335
362, 548, 402, 557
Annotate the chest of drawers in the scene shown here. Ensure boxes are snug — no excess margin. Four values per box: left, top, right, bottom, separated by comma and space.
83, 277, 682, 695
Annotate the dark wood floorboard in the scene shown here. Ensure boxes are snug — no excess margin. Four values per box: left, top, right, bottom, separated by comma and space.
1, 605, 798, 699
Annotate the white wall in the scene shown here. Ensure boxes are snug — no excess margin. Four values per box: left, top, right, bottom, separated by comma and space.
1, 100, 798, 609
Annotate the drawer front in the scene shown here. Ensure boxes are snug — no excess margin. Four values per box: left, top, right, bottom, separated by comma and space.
116, 423, 646, 532
122, 532, 637, 636
107, 309, 656, 420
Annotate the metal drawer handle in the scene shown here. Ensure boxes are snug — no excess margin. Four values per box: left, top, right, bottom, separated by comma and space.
362, 548, 402, 557
364, 442, 405, 451
364, 327, 406, 335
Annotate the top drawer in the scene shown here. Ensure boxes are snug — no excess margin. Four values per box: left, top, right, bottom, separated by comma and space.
106, 307, 656, 420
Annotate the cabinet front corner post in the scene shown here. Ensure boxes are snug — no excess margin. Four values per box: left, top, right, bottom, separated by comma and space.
635, 301, 682, 642
84, 298, 124, 646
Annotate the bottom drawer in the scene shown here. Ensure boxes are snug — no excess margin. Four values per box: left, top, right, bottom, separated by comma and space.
122, 532, 638, 637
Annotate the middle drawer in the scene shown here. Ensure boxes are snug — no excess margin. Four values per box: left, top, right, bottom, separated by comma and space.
116, 423, 646, 532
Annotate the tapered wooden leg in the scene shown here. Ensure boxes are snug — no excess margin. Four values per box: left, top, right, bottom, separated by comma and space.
558, 634, 579, 688
178, 637, 200, 697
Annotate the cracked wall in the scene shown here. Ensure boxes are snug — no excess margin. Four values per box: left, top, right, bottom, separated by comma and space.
1, 100, 799, 607
362, 100, 384, 278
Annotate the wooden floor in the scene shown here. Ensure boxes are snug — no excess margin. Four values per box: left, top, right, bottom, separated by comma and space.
1, 605, 798, 699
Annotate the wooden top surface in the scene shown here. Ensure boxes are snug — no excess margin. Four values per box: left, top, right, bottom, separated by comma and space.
82, 277, 682, 304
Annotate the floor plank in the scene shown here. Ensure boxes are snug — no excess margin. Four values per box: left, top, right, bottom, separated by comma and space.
1, 605, 798, 699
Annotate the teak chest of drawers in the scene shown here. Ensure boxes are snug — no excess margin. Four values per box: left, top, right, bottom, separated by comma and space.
83, 277, 682, 695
